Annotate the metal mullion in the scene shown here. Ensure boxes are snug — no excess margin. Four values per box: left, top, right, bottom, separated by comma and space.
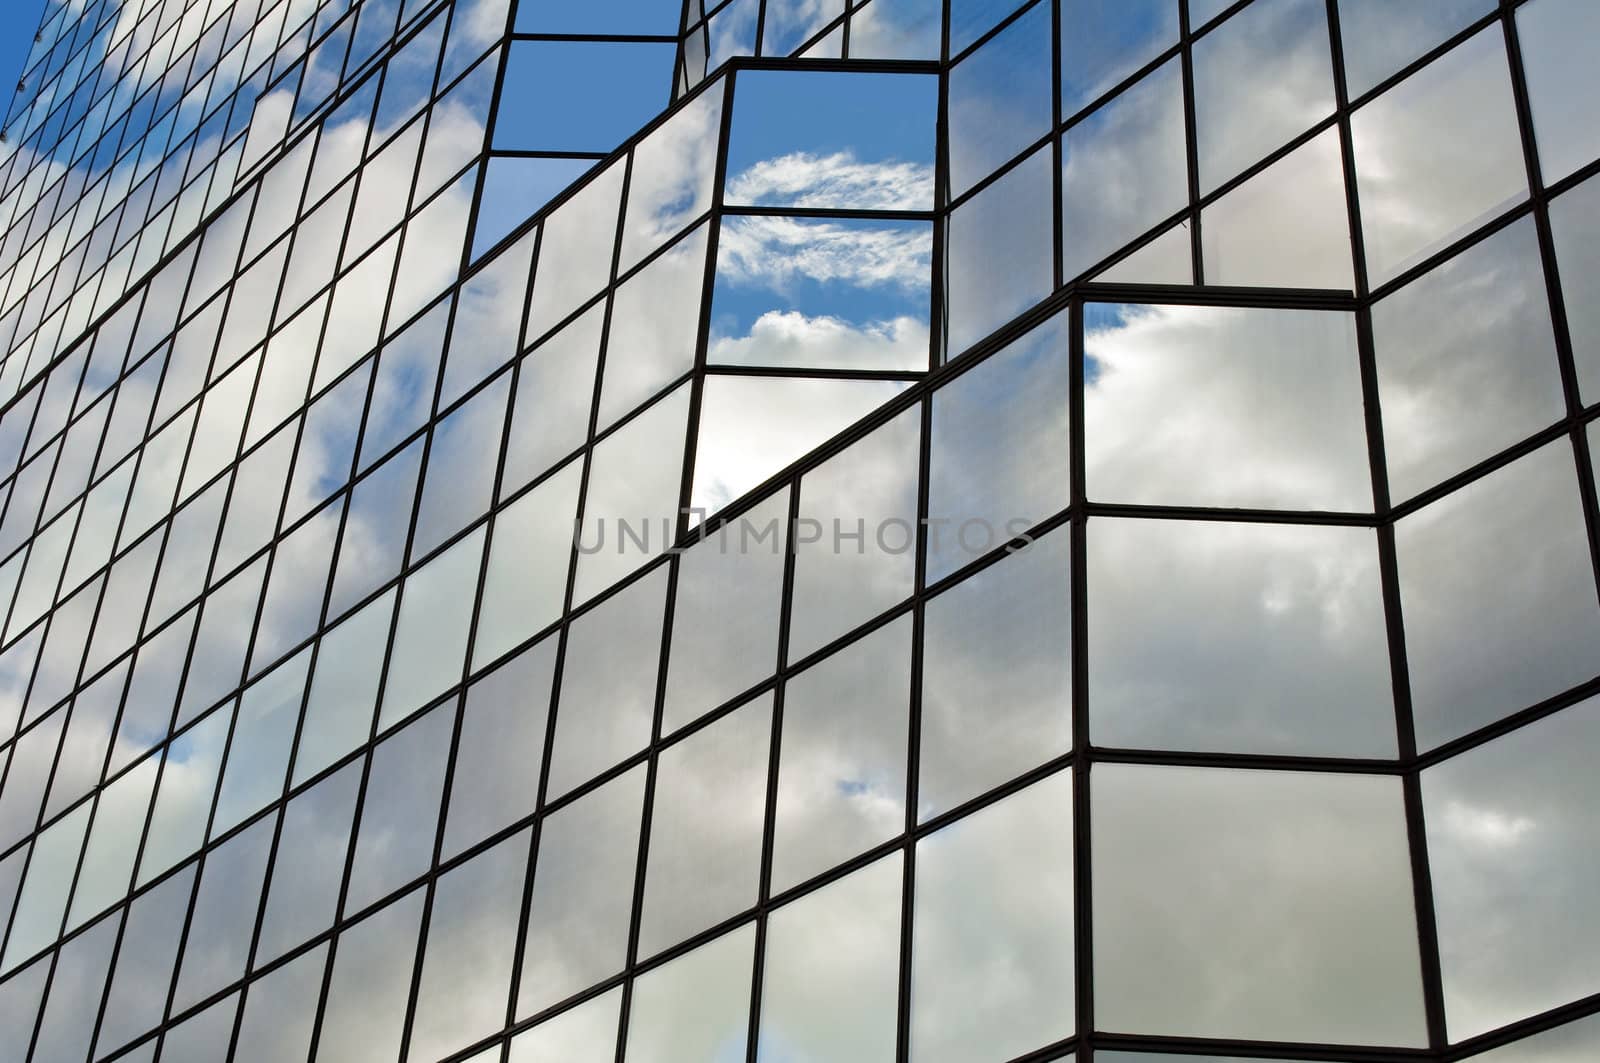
1067, 297, 1092, 1057
1416, 674, 1600, 774
1049, 0, 1063, 293
742, 474, 798, 1063
1441, 989, 1600, 1062
499, 219, 550, 1063
1178, 1, 1203, 282
947, 0, 1046, 68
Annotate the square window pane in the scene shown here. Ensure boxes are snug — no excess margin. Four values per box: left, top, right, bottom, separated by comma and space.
1089, 517, 1396, 756
1094, 763, 1427, 1044
1084, 303, 1370, 509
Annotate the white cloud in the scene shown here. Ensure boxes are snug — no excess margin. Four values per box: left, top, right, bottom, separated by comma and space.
708, 309, 927, 371
726, 149, 933, 210
716, 214, 930, 295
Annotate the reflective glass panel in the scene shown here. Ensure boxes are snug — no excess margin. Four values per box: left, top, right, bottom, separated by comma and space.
1094, 764, 1426, 1043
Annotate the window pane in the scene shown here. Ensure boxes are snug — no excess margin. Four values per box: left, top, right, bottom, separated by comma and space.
547, 565, 667, 798
1352, 27, 1527, 283
257, 762, 360, 964
1193, 0, 1334, 192
316, 890, 424, 1063
1425, 695, 1600, 1040
1084, 303, 1369, 509
662, 490, 788, 733
912, 771, 1073, 1063
758, 853, 901, 1062
638, 695, 771, 957
1395, 441, 1600, 750
378, 525, 483, 730
928, 309, 1070, 582
1548, 174, 1600, 403
623, 923, 755, 1062
473, 458, 582, 668
442, 639, 555, 858
1062, 58, 1187, 281
920, 527, 1071, 818
519, 765, 645, 1016
526, 160, 625, 343
1372, 218, 1565, 501
600, 223, 708, 426
709, 216, 931, 372
510, 987, 622, 1062
409, 830, 528, 1061
1336, 0, 1491, 98
347, 702, 453, 912
725, 71, 936, 211
948, 3, 1050, 196
1200, 128, 1353, 289
1088, 517, 1396, 756
294, 588, 394, 785
1515, 0, 1600, 185
1094, 764, 1426, 1043
789, 407, 919, 660
773, 617, 910, 891
945, 143, 1052, 358
1059, 0, 1178, 117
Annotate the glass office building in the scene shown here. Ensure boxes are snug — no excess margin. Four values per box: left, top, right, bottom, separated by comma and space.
0, 0, 1597, 1060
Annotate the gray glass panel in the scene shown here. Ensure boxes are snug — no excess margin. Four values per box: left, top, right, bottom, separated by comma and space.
1372, 218, 1565, 501
789, 407, 919, 660
1193, 0, 1334, 192
510, 987, 622, 1062
1336, 0, 1491, 98
233, 944, 327, 1063
1425, 696, 1600, 1040
912, 771, 1073, 1063
257, 762, 360, 965
662, 490, 788, 733
1518, 0, 1600, 185
1062, 57, 1187, 281
519, 765, 644, 1016
378, 525, 483, 730
473, 458, 582, 668
623, 923, 755, 1063
97, 866, 196, 1055
945, 143, 1052, 358
920, 528, 1070, 819
928, 309, 1070, 582
1089, 517, 1396, 756
1094, 764, 1426, 1043
314, 889, 424, 1063
547, 565, 667, 799
442, 639, 555, 858
638, 695, 772, 958
1548, 175, 1600, 402
758, 852, 901, 1062
1395, 441, 1600, 749
347, 702, 452, 913
772, 616, 910, 892
172, 816, 274, 1014
1084, 303, 1369, 508
1352, 27, 1527, 283
410, 830, 528, 1061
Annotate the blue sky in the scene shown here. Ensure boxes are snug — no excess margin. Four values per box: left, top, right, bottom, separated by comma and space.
0, 0, 46, 126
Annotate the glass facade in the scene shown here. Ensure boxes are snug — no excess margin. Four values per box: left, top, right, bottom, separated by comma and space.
0, 0, 1595, 1061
